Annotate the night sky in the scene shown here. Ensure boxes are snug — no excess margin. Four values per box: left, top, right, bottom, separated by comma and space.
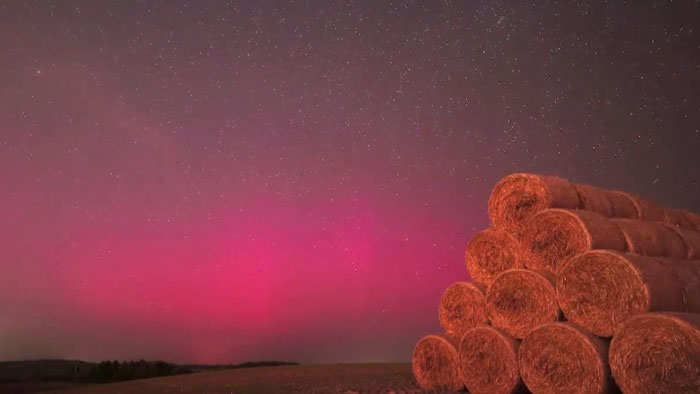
1, 1, 700, 364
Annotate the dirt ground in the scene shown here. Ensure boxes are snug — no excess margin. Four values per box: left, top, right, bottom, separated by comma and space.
37, 363, 465, 394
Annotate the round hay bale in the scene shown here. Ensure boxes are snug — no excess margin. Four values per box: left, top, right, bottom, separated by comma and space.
625, 194, 666, 222
609, 312, 700, 394
487, 173, 581, 234
664, 225, 700, 259
486, 269, 559, 339
573, 183, 614, 217
457, 325, 524, 394
412, 334, 462, 391
519, 322, 613, 394
613, 218, 687, 258
521, 209, 627, 276
681, 210, 700, 232
557, 250, 700, 337
465, 228, 522, 286
606, 190, 639, 219
438, 282, 488, 339
664, 208, 700, 231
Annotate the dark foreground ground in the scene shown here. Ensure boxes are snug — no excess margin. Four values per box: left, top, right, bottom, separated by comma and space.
0, 382, 85, 394
30, 363, 464, 394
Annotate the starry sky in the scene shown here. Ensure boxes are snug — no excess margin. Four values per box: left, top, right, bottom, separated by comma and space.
1, 1, 700, 364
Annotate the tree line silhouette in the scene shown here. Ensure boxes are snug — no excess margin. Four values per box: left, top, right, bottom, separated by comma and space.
81, 360, 191, 382
0, 359, 299, 384
82, 360, 297, 382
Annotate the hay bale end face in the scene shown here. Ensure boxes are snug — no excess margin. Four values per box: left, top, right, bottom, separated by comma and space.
609, 313, 700, 394
487, 269, 559, 339
556, 250, 698, 337
458, 326, 524, 394
438, 282, 488, 339
487, 173, 581, 234
521, 209, 626, 276
412, 334, 463, 391
465, 228, 522, 286
519, 322, 612, 394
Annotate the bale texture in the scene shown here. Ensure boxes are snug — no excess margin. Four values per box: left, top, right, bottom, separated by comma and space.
438, 282, 488, 339
625, 194, 666, 221
519, 322, 614, 394
681, 210, 700, 232
465, 228, 522, 286
487, 173, 581, 233
412, 334, 462, 391
606, 190, 639, 219
521, 209, 627, 276
665, 225, 700, 259
573, 183, 614, 217
664, 208, 700, 231
457, 325, 525, 394
557, 250, 700, 337
613, 218, 687, 258
488, 173, 691, 232
609, 312, 700, 394
486, 269, 559, 339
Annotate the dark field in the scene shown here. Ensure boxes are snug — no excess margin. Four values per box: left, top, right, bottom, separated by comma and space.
34, 363, 464, 394
0, 381, 87, 394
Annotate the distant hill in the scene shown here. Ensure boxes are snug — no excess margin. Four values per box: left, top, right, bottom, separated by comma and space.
0, 359, 299, 384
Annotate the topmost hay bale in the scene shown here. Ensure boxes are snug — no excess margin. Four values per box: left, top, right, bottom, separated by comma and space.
465, 228, 522, 285
575, 184, 644, 219
681, 210, 700, 232
624, 193, 667, 222
573, 183, 615, 217
412, 334, 463, 391
609, 312, 700, 394
664, 208, 700, 231
488, 174, 581, 233
605, 190, 640, 219
488, 173, 695, 233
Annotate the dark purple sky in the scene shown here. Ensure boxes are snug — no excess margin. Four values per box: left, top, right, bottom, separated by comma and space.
1, 1, 699, 364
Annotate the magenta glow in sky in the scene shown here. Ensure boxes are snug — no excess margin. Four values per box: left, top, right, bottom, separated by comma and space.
2, 1, 700, 364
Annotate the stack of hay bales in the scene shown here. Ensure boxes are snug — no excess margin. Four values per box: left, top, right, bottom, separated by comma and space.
412, 173, 700, 394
